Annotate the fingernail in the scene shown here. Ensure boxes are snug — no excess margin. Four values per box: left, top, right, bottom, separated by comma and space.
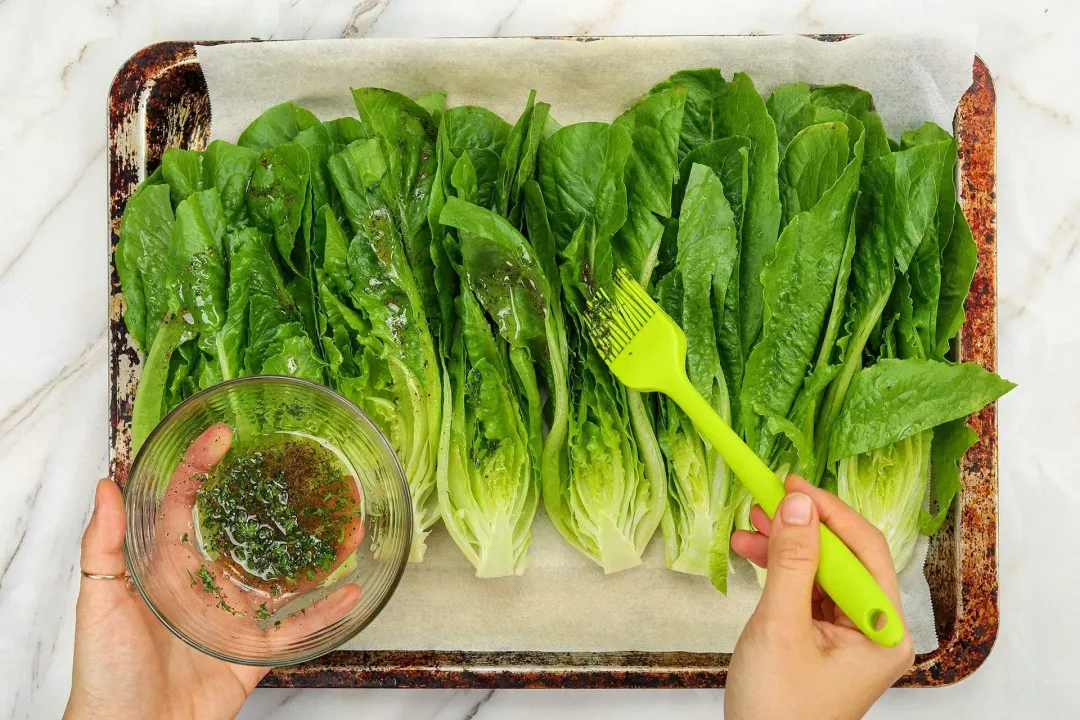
781, 493, 813, 526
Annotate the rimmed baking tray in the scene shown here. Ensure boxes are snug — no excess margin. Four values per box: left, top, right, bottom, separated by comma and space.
108, 38, 999, 688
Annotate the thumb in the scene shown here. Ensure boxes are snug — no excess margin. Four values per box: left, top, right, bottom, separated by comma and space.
758, 492, 820, 633
80, 479, 128, 578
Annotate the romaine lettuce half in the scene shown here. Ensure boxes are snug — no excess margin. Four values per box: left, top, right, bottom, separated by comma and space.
426, 96, 552, 576
533, 88, 682, 573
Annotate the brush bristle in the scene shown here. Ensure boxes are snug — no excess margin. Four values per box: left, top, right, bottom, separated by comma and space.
584, 268, 658, 363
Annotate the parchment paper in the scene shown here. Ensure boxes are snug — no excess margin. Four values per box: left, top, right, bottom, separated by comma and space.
196, 33, 975, 654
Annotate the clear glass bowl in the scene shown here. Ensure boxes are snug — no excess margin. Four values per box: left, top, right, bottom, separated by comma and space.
124, 376, 412, 666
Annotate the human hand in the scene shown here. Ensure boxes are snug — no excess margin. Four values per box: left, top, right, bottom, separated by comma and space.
65, 425, 268, 720
726, 475, 915, 720
65, 424, 361, 720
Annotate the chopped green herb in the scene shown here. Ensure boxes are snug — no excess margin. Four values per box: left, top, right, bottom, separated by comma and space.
255, 603, 270, 620
194, 434, 360, 590
196, 565, 221, 596
217, 599, 243, 616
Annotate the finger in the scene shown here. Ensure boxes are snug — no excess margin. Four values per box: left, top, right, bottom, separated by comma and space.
289, 478, 366, 595
749, 505, 772, 536
281, 584, 363, 636
159, 424, 234, 542
182, 583, 362, 696
820, 595, 838, 624
831, 603, 860, 632
229, 664, 271, 695
758, 492, 820, 635
750, 502, 821, 601
154, 425, 236, 613
225, 664, 270, 699
785, 475, 904, 615
81, 479, 127, 577
181, 422, 234, 473
264, 584, 363, 651
731, 530, 769, 569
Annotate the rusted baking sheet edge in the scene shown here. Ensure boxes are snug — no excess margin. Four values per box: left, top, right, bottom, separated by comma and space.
107, 39, 998, 689
901, 53, 999, 689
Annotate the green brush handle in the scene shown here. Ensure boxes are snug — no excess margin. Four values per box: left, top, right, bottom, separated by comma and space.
668, 378, 905, 648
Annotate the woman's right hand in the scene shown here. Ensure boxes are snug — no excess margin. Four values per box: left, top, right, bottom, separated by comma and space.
726, 474, 916, 720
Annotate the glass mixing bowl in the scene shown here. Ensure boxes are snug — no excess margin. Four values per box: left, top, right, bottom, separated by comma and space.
123, 376, 412, 666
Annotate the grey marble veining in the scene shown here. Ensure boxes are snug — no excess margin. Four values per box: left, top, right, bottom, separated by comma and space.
2, 0, 1079, 718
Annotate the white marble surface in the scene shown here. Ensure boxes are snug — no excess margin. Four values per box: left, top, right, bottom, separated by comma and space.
0, 0, 1076, 717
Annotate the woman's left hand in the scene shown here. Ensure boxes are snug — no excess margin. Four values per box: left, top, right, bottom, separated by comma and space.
65, 425, 269, 720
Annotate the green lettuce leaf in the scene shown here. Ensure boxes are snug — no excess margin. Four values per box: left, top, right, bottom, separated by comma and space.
537, 122, 633, 254
650, 70, 780, 351
427, 99, 539, 354
222, 228, 324, 383
672, 136, 750, 226
611, 86, 687, 280
776, 121, 850, 228
351, 88, 439, 322
660, 166, 738, 405
415, 91, 446, 124
611, 91, 684, 563
160, 148, 206, 207
427, 98, 562, 574
433, 106, 512, 211
237, 101, 319, 153
204, 141, 259, 227
159, 141, 258, 227
935, 210, 978, 359
170, 189, 229, 375
769, 83, 888, 161
921, 418, 978, 535
130, 315, 188, 452
830, 359, 1015, 461
901, 123, 959, 254
444, 198, 550, 356
668, 138, 751, 430
806, 85, 891, 160
246, 141, 311, 275
549, 218, 651, 572
116, 182, 175, 352
495, 91, 554, 227
741, 112, 864, 460
294, 117, 369, 235
439, 197, 565, 574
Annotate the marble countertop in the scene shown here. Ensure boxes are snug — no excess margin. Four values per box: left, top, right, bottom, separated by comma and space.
1, 0, 1076, 717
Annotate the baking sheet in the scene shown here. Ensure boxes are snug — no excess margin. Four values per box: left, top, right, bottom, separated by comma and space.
191, 33, 976, 656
